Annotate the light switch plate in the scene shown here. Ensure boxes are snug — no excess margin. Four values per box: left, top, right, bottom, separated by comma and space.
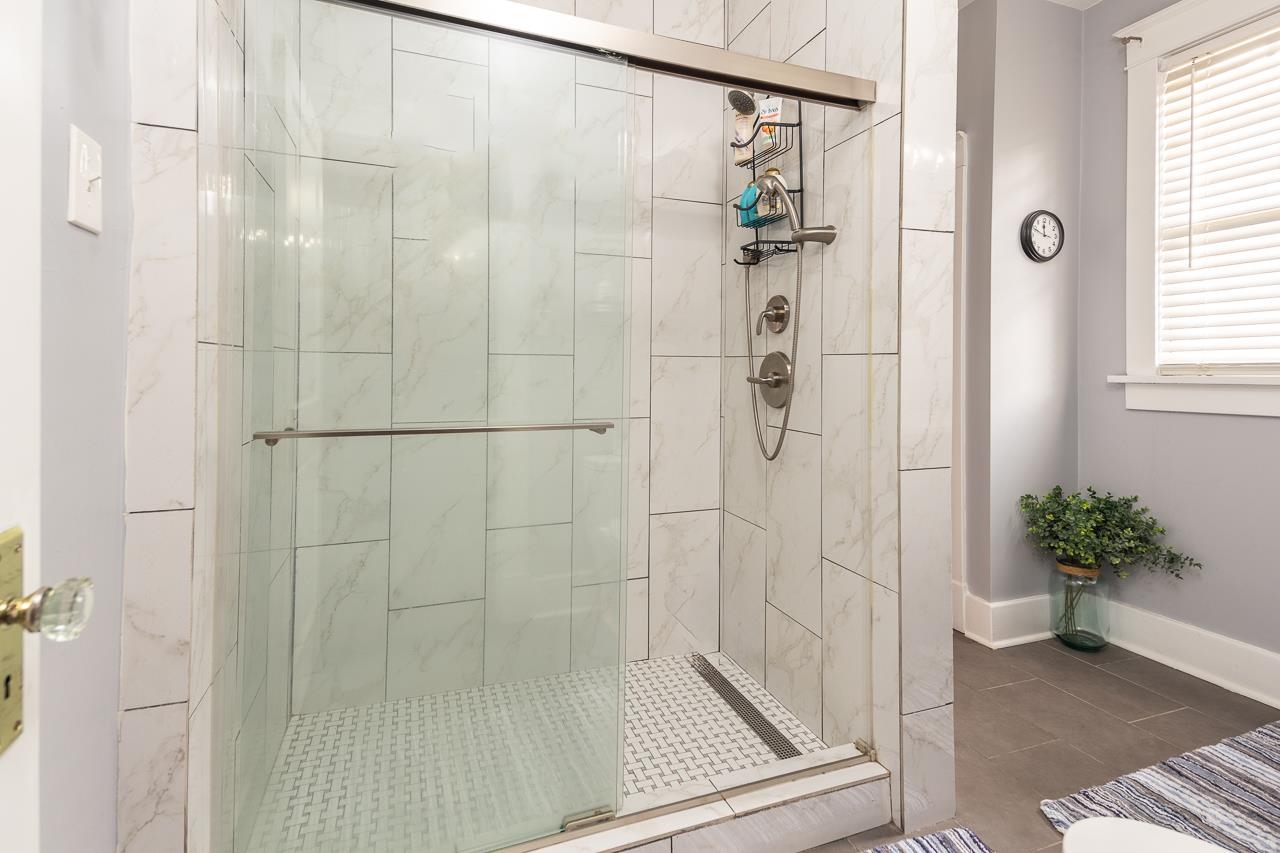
67, 124, 103, 234
0, 527, 24, 758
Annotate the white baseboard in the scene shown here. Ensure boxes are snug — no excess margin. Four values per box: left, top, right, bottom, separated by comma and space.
962, 592, 1052, 649
961, 593, 1280, 710
1108, 602, 1280, 710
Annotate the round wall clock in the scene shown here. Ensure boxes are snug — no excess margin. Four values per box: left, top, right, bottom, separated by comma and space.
1020, 210, 1064, 263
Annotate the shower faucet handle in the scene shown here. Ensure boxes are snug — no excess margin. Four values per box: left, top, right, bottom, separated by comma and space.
755, 295, 790, 335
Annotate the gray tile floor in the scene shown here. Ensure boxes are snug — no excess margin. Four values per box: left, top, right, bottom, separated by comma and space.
810, 632, 1280, 853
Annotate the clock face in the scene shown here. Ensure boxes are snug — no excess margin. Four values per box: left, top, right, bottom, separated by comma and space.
1021, 210, 1064, 262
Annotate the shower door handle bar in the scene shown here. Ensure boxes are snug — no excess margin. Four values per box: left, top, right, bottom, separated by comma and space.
253, 422, 615, 446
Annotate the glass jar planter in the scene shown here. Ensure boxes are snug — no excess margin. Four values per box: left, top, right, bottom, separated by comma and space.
1051, 562, 1110, 651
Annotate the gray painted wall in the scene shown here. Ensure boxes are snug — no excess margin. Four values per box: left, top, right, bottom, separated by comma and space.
959, 0, 1082, 603
958, 0, 997, 601
1078, 0, 1280, 654
41, 0, 130, 848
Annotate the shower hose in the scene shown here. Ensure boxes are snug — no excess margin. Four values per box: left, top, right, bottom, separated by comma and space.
743, 247, 804, 461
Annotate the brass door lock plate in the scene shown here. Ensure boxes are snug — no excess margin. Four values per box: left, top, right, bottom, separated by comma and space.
0, 527, 24, 757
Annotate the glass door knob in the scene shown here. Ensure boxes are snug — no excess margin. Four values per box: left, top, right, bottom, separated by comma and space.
0, 577, 94, 641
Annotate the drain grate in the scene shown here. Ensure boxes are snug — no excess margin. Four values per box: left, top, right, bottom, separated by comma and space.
690, 654, 801, 760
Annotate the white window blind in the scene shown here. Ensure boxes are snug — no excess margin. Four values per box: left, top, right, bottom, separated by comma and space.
1158, 21, 1280, 369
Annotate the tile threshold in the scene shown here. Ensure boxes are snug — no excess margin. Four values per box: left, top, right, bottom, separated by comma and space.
500, 753, 885, 853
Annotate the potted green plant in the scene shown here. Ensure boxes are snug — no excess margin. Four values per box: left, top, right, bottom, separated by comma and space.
1018, 486, 1200, 651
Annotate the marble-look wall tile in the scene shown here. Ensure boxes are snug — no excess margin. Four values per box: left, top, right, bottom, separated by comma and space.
392, 16, 489, 65
577, 84, 631, 256
488, 41, 575, 356
293, 540, 389, 713
632, 95, 654, 259
630, 258, 652, 417
721, 358, 765, 528
722, 213, 768, 358
575, 253, 628, 419
825, 0, 903, 149
721, 511, 766, 683
298, 158, 393, 353
627, 578, 650, 662
485, 524, 573, 683
295, 437, 391, 546
264, 557, 292, 760
489, 354, 573, 423
577, 0, 654, 31
821, 355, 899, 590
650, 357, 721, 514
488, 431, 573, 529
822, 560, 871, 746
572, 429, 624, 587
299, 1, 393, 164
129, 124, 198, 513
823, 118, 901, 355
627, 419, 651, 580
131, 0, 197, 128
653, 77, 723, 204
872, 582, 902, 823
728, 0, 769, 44
771, 0, 824, 61
235, 675, 271, 845
764, 603, 822, 735
513, 0, 573, 10
121, 511, 193, 711
118, 702, 187, 853
654, 0, 725, 47
900, 230, 953, 470
900, 468, 953, 714
391, 233, 487, 423
298, 352, 391, 429
393, 50, 488, 154
387, 601, 484, 699
390, 433, 486, 608
649, 510, 720, 656
571, 581, 623, 671
765, 428, 821, 635
901, 0, 958, 232
652, 199, 722, 357
902, 704, 956, 831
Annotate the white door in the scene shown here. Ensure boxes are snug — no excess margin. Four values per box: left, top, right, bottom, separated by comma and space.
0, 1, 44, 848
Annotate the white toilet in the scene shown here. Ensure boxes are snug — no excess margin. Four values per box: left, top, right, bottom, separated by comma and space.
1063, 817, 1230, 852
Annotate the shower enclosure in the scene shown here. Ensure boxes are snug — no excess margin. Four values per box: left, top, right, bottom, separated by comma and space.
201, 0, 888, 850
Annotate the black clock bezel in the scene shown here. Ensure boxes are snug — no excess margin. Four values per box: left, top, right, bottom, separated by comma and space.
1020, 210, 1064, 263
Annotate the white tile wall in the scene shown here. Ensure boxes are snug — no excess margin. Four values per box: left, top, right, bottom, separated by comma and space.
901, 0, 958, 232
825, 0, 904, 149
130, 0, 197, 128
652, 199, 723, 357
721, 511, 766, 683
294, 437, 391, 547
900, 229, 954, 470
654, 77, 725, 203
298, 352, 391, 429
650, 357, 721, 513
128, 124, 198, 512
765, 428, 821, 636
770, 0, 824, 61
484, 524, 573, 683
764, 603, 822, 734
293, 540, 390, 713
571, 582, 624, 670
118, 702, 188, 853
721, 358, 766, 527
387, 601, 485, 699
122, 511, 194, 710
649, 510, 720, 656
900, 468, 954, 714
902, 704, 956, 831
821, 560, 870, 746
654, 0, 725, 47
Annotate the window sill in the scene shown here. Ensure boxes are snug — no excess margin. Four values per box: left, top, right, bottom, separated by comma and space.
1107, 375, 1280, 417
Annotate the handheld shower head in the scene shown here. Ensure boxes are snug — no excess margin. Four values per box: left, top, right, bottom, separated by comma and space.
755, 172, 839, 244
727, 89, 757, 116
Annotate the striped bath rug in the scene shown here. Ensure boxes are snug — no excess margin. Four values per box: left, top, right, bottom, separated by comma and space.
1041, 721, 1280, 852
870, 827, 992, 852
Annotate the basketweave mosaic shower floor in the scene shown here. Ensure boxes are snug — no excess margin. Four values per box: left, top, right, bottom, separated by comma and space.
246, 653, 825, 853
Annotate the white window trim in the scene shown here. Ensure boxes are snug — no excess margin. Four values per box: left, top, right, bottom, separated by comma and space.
1113, 0, 1280, 417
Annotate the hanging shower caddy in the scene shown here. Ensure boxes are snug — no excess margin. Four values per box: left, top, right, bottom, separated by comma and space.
732, 117, 804, 266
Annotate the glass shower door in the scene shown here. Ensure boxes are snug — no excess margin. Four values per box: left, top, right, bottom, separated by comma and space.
233, 2, 632, 850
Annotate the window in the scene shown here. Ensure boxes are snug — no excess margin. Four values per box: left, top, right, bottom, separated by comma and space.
1157, 23, 1280, 370
1114, 0, 1280, 417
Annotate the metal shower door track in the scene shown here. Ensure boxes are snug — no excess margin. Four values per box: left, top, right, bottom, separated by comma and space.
333, 0, 876, 110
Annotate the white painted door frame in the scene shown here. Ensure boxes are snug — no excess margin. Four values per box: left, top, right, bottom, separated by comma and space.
0, 0, 44, 847
952, 130, 969, 632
